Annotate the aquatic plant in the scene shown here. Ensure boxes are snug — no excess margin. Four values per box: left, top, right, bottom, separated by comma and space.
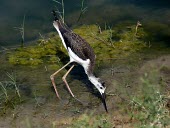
8, 35, 67, 66
33, 90, 41, 108
0, 72, 22, 114
6, 72, 21, 98
53, 0, 65, 22
14, 15, 26, 48
0, 82, 9, 102
77, 0, 88, 22
129, 71, 170, 128
8, 24, 147, 66
68, 113, 113, 128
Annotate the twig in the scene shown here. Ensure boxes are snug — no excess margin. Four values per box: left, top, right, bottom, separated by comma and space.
53, 0, 65, 23
0, 46, 8, 51
96, 23, 102, 34
14, 15, 26, 48
61, 0, 64, 22
90, 32, 115, 48
33, 90, 41, 107
77, 0, 88, 22
0, 82, 9, 101
6, 72, 21, 98
135, 21, 142, 36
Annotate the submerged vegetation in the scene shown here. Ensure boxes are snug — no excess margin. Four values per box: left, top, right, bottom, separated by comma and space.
0, 72, 22, 115
8, 34, 67, 66
1, 0, 170, 127
69, 73, 170, 128
129, 72, 170, 127
68, 113, 113, 128
1, 22, 170, 127
8, 23, 147, 66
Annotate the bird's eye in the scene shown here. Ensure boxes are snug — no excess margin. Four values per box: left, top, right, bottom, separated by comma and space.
100, 87, 103, 89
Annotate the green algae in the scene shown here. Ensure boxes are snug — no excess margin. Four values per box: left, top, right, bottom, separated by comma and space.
8, 36, 67, 66
8, 24, 147, 66
69, 113, 113, 128
1, 22, 170, 128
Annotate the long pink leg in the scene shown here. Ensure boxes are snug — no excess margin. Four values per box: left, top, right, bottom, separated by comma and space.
50, 61, 71, 99
62, 65, 83, 103
62, 65, 75, 97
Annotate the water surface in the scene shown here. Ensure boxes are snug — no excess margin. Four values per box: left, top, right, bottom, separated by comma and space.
0, 0, 170, 46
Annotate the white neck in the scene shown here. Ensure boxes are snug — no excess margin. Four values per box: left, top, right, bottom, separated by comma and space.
88, 75, 105, 94
88, 75, 99, 85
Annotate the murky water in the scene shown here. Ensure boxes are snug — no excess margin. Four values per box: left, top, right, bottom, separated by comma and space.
0, 47, 170, 127
0, 0, 170, 46
0, 1, 170, 127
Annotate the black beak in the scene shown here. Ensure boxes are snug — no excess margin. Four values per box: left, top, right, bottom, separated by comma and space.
101, 93, 108, 112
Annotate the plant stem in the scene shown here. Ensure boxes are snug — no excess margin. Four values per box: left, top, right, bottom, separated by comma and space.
61, 0, 64, 23
0, 82, 8, 101
21, 15, 25, 48
6, 72, 21, 98
77, 0, 87, 22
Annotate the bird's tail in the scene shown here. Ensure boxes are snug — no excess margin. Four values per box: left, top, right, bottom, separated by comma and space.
52, 10, 63, 31
52, 10, 59, 21
52, 10, 70, 33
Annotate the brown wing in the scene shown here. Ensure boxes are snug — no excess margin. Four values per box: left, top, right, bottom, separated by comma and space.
63, 31, 96, 74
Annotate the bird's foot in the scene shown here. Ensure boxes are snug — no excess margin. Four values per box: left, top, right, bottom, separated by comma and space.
73, 96, 84, 105
55, 93, 61, 100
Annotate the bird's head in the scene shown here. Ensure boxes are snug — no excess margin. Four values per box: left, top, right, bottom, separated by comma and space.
89, 76, 108, 112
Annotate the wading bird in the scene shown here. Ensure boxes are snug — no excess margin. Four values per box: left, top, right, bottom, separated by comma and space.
50, 11, 108, 112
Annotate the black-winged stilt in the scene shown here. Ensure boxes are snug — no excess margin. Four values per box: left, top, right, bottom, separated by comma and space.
50, 10, 108, 112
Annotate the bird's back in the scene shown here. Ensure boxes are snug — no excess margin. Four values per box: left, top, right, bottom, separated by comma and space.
53, 20, 96, 75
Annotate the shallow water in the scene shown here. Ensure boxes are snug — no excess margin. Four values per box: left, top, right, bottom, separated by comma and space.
0, 46, 170, 127
0, 1, 170, 127
0, 0, 170, 46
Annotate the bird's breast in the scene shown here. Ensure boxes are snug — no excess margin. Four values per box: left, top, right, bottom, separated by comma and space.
68, 47, 90, 74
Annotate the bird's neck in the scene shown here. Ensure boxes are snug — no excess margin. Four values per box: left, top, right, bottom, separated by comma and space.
88, 74, 100, 87
88, 74, 106, 94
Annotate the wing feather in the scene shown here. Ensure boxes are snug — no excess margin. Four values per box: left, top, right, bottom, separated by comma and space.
63, 31, 96, 74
